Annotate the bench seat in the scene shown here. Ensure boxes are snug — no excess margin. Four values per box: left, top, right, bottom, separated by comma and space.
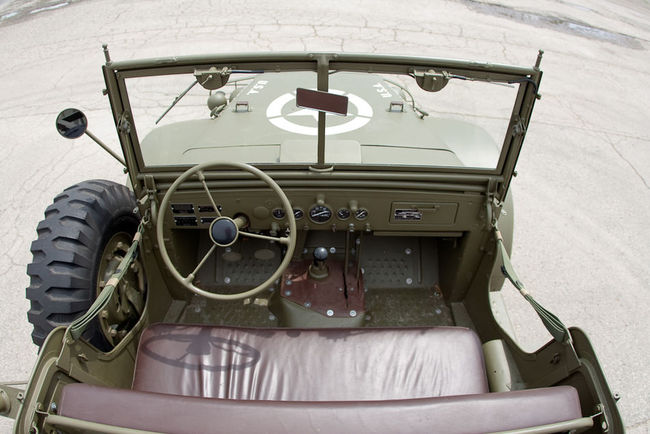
57, 324, 586, 433
132, 324, 488, 400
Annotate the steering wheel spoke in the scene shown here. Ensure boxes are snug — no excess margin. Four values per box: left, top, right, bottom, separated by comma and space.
197, 170, 222, 217
239, 230, 291, 245
184, 244, 217, 284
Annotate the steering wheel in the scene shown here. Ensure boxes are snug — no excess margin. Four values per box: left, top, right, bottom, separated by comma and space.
156, 161, 296, 300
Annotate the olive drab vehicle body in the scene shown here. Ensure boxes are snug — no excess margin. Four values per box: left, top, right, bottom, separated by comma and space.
0, 49, 623, 433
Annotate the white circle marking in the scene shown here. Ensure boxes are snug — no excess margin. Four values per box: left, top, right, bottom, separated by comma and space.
266, 89, 373, 136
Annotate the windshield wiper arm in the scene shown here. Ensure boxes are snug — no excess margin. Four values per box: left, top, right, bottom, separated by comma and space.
155, 80, 199, 125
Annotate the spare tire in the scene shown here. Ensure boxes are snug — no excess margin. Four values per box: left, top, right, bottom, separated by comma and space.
26, 179, 143, 349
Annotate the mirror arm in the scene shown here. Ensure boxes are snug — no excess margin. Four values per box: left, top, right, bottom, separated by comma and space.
84, 130, 127, 167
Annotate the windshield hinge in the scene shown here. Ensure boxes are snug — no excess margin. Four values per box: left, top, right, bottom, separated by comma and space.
117, 112, 132, 134
511, 115, 526, 137
143, 175, 158, 225
486, 178, 501, 228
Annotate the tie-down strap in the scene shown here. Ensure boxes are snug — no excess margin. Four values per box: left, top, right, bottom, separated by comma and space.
494, 226, 571, 344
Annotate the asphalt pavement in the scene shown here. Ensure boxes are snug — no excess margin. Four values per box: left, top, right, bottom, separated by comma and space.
0, 0, 648, 432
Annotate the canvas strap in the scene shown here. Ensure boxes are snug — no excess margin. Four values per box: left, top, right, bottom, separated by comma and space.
494, 225, 571, 344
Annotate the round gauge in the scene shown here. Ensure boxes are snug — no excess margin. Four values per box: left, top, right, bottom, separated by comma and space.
309, 205, 332, 224
337, 208, 351, 220
293, 208, 304, 220
272, 208, 285, 219
354, 208, 369, 220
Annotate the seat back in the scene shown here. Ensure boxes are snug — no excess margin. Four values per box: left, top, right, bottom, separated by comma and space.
58, 383, 588, 434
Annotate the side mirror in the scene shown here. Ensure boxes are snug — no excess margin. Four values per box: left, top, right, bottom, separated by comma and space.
54, 108, 126, 167
55, 108, 88, 139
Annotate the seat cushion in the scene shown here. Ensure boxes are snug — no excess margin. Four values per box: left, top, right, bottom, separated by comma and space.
132, 324, 488, 400
58, 383, 586, 434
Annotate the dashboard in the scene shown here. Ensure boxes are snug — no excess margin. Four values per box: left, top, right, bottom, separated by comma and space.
164, 188, 481, 235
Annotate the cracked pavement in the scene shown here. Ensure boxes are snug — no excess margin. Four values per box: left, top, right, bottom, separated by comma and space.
0, 0, 649, 431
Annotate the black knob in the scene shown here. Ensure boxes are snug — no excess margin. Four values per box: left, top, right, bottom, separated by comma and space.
209, 217, 238, 247
313, 247, 328, 264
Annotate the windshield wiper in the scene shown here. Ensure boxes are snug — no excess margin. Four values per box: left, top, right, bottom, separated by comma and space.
155, 68, 264, 125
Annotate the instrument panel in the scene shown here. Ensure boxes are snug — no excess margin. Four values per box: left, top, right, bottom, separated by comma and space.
166, 188, 470, 233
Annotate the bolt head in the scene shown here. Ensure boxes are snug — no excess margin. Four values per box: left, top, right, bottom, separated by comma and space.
349, 310, 357, 317
406, 277, 413, 285
224, 276, 231, 284
326, 309, 334, 317
285, 290, 292, 296
405, 248, 412, 255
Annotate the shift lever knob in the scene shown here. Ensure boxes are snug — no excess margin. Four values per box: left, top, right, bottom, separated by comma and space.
309, 247, 329, 280
313, 247, 328, 264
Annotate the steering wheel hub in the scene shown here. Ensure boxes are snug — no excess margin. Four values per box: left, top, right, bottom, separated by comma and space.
209, 217, 239, 247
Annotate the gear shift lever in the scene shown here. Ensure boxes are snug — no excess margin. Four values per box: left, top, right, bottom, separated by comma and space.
309, 247, 329, 280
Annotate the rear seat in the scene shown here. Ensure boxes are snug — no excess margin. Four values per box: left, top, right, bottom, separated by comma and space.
58, 324, 587, 433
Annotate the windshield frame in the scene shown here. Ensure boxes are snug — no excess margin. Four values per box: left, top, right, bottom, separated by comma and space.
102, 52, 542, 200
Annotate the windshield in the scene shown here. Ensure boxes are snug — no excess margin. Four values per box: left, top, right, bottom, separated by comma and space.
118, 56, 531, 171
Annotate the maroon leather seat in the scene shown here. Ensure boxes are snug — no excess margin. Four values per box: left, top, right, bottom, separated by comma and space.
132, 324, 488, 400
57, 324, 587, 433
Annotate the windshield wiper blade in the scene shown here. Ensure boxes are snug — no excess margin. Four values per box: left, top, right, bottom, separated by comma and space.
155, 80, 199, 125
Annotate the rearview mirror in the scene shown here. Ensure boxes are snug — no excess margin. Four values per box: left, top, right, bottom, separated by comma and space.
56, 108, 88, 139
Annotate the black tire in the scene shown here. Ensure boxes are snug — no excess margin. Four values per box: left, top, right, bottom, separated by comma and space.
26, 179, 139, 349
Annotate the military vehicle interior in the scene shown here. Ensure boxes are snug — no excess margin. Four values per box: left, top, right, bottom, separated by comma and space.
7, 53, 621, 433
45, 173, 596, 433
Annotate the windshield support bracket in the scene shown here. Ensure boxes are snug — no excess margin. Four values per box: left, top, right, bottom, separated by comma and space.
117, 112, 131, 134
512, 115, 527, 137
485, 177, 501, 228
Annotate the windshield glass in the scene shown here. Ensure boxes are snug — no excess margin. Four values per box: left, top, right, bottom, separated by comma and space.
125, 68, 520, 169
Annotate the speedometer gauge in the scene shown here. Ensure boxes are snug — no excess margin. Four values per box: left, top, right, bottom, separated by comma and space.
309, 205, 332, 223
